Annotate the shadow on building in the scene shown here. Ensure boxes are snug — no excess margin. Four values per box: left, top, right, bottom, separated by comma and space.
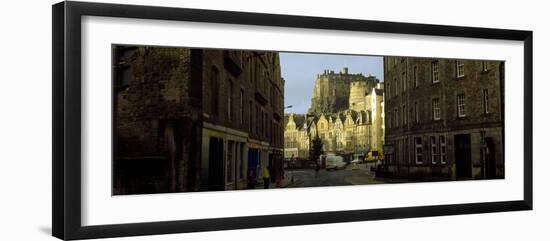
112, 46, 284, 195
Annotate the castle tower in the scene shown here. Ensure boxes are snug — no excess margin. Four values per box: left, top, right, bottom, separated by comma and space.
349, 79, 368, 112
308, 68, 380, 114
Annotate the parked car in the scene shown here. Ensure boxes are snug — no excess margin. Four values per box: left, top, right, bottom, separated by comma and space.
325, 155, 346, 170
351, 158, 362, 164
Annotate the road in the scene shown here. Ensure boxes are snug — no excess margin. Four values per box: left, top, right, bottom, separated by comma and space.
283, 162, 384, 188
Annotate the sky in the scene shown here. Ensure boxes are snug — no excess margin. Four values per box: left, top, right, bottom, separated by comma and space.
280, 52, 384, 114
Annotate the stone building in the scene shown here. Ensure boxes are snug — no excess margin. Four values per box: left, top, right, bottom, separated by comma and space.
113, 46, 284, 194
383, 56, 504, 180
201, 49, 284, 191
285, 68, 384, 160
308, 67, 379, 113
366, 87, 385, 150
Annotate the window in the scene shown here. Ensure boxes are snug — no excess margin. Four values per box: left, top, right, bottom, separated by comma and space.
404, 137, 409, 164
431, 61, 439, 83
264, 71, 269, 94
457, 94, 466, 117
483, 89, 489, 114
269, 121, 272, 141
267, 83, 271, 107
249, 58, 254, 84
211, 67, 219, 116
264, 111, 268, 137
256, 105, 260, 134
414, 102, 419, 123
270, 87, 275, 109
431, 136, 438, 164
115, 63, 131, 88
239, 144, 246, 179
114, 47, 134, 88
228, 80, 233, 121
394, 78, 398, 95
257, 67, 263, 90
482, 61, 488, 72
402, 105, 407, 126
249, 100, 253, 132
402, 71, 407, 91
240, 89, 244, 125
440, 136, 446, 164
227, 141, 235, 183
259, 109, 264, 136
399, 140, 404, 164
456, 60, 465, 77
393, 78, 397, 96
432, 98, 441, 120
394, 108, 399, 127
413, 66, 418, 87
415, 137, 423, 164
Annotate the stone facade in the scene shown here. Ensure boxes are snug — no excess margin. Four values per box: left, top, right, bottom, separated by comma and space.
285, 69, 384, 160
200, 49, 284, 191
113, 46, 203, 194
383, 56, 504, 180
113, 46, 284, 194
308, 67, 379, 113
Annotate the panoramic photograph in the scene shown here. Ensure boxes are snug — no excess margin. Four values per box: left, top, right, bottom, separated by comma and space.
112, 45, 505, 195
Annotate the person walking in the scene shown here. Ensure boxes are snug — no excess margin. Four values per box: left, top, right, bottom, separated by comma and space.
262, 166, 271, 189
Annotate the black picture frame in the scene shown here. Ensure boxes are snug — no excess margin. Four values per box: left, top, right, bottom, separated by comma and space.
52, 1, 533, 240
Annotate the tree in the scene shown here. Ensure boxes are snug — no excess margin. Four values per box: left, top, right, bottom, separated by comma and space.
310, 134, 324, 163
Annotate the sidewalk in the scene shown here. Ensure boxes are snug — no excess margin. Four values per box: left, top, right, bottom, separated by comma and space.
344, 174, 384, 185
253, 176, 297, 189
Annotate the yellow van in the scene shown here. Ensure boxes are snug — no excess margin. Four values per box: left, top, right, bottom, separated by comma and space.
365, 149, 383, 162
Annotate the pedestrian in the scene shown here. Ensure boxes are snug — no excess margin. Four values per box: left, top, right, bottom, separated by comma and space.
262, 166, 270, 189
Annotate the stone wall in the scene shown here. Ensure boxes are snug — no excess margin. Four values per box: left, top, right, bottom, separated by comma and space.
384, 56, 504, 180
114, 46, 203, 194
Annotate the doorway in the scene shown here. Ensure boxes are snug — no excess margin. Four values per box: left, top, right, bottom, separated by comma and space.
485, 138, 497, 179
454, 134, 472, 179
208, 137, 225, 191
